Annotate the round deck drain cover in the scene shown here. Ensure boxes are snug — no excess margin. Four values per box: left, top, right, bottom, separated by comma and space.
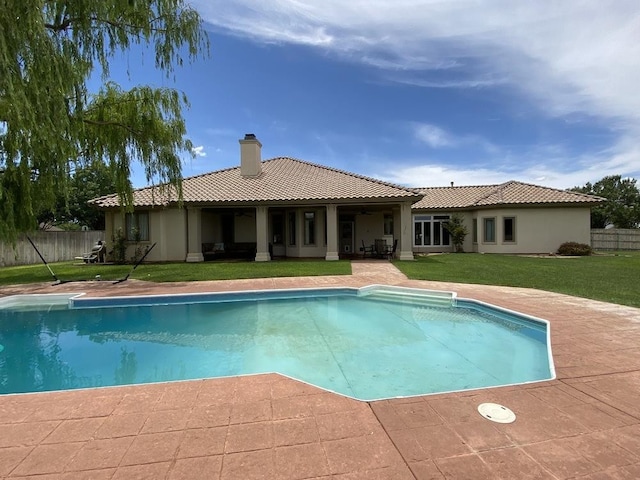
477, 403, 516, 423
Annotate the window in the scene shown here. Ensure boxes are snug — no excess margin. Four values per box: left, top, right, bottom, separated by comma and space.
483, 217, 496, 243
323, 209, 327, 245
272, 213, 284, 245
503, 217, 516, 243
304, 212, 316, 245
125, 212, 149, 241
472, 219, 478, 243
384, 214, 394, 236
413, 215, 451, 247
288, 212, 296, 246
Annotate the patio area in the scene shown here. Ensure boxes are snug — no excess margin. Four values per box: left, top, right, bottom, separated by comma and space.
1, 260, 640, 479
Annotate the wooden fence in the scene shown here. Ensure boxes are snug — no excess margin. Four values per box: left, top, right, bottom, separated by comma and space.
591, 228, 640, 251
0, 231, 106, 267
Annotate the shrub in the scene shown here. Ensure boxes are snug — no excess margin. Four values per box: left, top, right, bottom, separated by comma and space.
444, 214, 469, 253
557, 242, 592, 256
111, 228, 127, 264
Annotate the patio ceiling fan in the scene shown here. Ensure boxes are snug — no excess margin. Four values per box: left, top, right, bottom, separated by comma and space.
235, 211, 254, 218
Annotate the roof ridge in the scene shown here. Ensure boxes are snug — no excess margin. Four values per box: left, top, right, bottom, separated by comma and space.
267, 156, 419, 194
498, 180, 606, 200
471, 181, 511, 206
418, 184, 500, 191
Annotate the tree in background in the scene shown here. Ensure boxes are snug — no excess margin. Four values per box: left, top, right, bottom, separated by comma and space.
0, 0, 209, 241
38, 162, 117, 230
572, 175, 640, 228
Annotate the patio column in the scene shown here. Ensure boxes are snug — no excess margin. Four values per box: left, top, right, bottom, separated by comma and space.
325, 204, 339, 261
185, 207, 204, 262
255, 205, 271, 262
398, 202, 415, 260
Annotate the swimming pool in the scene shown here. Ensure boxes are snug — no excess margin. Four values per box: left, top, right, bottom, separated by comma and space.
0, 286, 554, 400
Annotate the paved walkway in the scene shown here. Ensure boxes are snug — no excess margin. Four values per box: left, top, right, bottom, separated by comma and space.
1, 260, 640, 479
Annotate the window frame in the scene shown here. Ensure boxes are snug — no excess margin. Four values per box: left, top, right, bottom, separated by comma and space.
483, 217, 496, 244
288, 211, 297, 246
272, 212, 284, 245
383, 214, 394, 236
503, 216, 516, 243
472, 218, 478, 244
125, 212, 149, 241
413, 214, 451, 247
303, 211, 316, 245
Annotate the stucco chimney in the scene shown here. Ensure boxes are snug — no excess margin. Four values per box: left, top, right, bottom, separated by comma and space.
239, 133, 262, 177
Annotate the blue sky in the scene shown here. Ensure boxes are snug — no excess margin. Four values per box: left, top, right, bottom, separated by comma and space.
116, 1, 640, 190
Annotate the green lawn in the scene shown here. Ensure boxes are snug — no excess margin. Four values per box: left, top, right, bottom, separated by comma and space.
0, 259, 352, 286
2, 253, 639, 308
393, 252, 640, 308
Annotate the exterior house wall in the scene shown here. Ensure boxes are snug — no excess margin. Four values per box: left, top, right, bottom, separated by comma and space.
356, 212, 384, 254
285, 211, 300, 258
158, 209, 187, 261
410, 211, 460, 254
105, 208, 187, 262
475, 206, 592, 254
264, 207, 332, 258
288, 207, 327, 258
105, 211, 115, 247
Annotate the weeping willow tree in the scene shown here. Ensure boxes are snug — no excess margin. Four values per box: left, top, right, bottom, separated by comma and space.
0, 0, 209, 241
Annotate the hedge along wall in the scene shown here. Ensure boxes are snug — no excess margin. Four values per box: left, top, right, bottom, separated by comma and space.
0, 231, 106, 267
591, 228, 640, 251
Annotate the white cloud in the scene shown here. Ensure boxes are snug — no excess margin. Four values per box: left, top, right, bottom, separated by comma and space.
379, 164, 510, 188
387, 75, 508, 89
193, 1, 640, 129
414, 124, 453, 148
412, 123, 500, 155
192, 1, 640, 185
377, 134, 640, 190
191, 145, 207, 157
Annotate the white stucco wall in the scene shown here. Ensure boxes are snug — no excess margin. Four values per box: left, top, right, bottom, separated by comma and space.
410, 212, 464, 254
475, 207, 592, 254
356, 212, 384, 253
411, 208, 592, 254
287, 208, 327, 258
156, 209, 187, 261
104, 208, 187, 262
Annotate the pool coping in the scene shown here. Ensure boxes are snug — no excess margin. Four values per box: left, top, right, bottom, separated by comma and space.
1, 261, 640, 479
0, 285, 555, 402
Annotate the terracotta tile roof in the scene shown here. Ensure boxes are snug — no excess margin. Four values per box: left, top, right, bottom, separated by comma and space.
413, 180, 604, 210
90, 157, 422, 208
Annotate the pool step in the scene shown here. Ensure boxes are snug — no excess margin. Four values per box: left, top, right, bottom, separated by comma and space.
360, 288, 455, 307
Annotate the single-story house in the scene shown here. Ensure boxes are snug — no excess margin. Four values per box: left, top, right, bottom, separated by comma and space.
90, 134, 603, 262
412, 181, 603, 255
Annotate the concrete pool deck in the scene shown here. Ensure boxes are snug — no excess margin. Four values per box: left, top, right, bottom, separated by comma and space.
1, 260, 640, 479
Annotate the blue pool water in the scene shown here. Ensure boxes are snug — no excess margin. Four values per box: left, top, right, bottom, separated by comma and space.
0, 287, 554, 400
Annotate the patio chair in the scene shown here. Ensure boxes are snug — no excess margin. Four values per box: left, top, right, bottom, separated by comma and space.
361, 240, 374, 258
374, 239, 387, 258
383, 239, 398, 259
76, 241, 106, 263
